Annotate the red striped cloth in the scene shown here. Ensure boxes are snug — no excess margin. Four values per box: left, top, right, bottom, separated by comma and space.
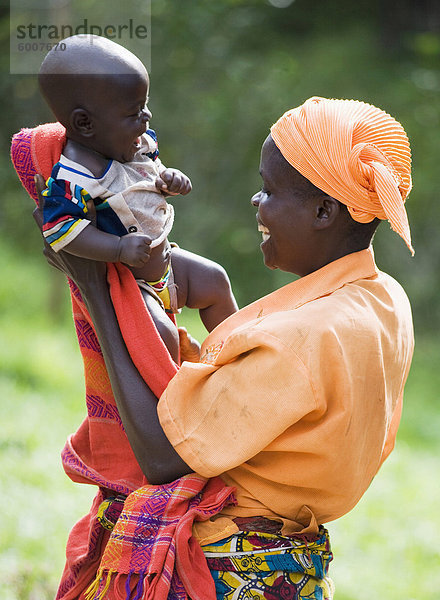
107, 262, 179, 397
86, 476, 236, 600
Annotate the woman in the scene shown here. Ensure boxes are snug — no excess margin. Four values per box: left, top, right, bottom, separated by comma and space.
33, 97, 414, 600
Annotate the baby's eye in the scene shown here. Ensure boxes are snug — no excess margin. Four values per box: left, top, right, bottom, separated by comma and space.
129, 105, 147, 118
261, 188, 271, 197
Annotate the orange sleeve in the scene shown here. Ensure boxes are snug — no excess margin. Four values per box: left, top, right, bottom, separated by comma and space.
157, 327, 318, 477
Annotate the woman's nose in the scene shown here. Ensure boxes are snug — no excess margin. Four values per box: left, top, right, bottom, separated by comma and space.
251, 191, 261, 207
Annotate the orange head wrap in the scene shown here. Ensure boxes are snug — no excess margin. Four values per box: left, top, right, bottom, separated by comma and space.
270, 96, 414, 254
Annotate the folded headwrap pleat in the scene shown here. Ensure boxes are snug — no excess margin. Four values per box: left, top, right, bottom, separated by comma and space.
271, 96, 414, 254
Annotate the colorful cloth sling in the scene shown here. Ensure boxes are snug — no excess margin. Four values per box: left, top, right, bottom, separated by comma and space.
10, 124, 234, 600
86, 476, 236, 600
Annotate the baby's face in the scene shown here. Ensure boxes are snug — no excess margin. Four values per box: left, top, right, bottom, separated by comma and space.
90, 69, 151, 163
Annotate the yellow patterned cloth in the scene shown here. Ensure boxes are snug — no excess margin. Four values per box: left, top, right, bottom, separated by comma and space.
202, 526, 334, 600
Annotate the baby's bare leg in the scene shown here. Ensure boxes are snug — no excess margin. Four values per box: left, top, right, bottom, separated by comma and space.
171, 247, 238, 333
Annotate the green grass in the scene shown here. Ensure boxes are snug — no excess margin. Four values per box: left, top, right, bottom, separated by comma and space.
1, 244, 439, 599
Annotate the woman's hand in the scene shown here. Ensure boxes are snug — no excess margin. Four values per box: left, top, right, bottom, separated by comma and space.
178, 327, 201, 362
32, 174, 107, 293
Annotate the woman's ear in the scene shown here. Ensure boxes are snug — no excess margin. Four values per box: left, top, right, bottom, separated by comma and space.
314, 195, 340, 230
70, 108, 94, 138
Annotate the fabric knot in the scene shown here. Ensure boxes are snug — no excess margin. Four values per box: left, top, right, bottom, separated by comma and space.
347, 142, 405, 226
370, 160, 414, 255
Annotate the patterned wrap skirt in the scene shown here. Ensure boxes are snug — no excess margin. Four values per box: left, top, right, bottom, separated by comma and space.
201, 525, 334, 600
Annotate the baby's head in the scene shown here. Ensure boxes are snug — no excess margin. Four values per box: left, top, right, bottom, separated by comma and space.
39, 35, 151, 163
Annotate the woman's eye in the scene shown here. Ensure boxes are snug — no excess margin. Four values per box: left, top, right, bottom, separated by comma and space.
262, 188, 271, 197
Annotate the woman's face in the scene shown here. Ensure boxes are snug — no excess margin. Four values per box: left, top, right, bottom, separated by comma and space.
251, 135, 318, 277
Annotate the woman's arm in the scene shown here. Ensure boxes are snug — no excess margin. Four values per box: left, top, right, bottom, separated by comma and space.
34, 176, 192, 484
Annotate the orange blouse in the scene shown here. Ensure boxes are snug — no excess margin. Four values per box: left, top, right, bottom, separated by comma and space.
158, 248, 414, 543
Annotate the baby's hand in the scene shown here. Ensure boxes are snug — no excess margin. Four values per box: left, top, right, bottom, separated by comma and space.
118, 233, 151, 267
155, 168, 192, 196
178, 327, 201, 363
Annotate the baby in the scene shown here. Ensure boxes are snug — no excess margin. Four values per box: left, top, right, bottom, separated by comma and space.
38, 35, 237, 362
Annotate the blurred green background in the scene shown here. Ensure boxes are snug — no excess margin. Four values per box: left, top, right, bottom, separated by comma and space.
1, 0, 439, 598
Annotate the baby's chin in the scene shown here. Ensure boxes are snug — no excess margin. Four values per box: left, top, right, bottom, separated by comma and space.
117, 148, 138, 164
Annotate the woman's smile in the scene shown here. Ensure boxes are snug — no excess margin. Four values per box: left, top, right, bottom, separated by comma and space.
251, 136, 321, 276
257, 220, 271, 242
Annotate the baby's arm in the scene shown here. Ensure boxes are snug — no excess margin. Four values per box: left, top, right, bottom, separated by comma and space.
66, 226, 151, 268
42, 177, 151, 267
172, 247, 238, 333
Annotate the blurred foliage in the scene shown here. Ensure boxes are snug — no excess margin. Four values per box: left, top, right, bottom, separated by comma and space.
1, 0, 440, 332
